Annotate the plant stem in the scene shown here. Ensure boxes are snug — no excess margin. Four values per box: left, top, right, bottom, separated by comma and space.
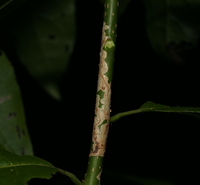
110, 101, 200, 123
57, 168, 82, 185
83, 0, 118, 185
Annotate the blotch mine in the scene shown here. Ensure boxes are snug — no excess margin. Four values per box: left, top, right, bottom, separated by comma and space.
60, 12, 65, 17
0, 95, 11, 104
65, 45, 69, 52
48, 35, 56, 40
16, 125, 21, 138
6, 112, 17, 119
21, 147, 25, 155
22, 129, 26, 136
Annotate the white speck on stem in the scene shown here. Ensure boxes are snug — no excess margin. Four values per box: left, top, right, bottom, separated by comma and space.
97, 169, 102, 183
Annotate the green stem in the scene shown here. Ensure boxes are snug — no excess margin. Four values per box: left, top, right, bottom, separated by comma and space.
110, 101, 200, 123
110, 109, 146, 123
57, 168, 83, 185
83, 0, 118, 185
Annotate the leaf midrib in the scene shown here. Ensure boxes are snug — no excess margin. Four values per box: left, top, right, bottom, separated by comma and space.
0, 163, 55, 169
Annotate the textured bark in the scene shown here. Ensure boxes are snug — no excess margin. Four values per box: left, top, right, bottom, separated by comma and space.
84, 1, 118, 185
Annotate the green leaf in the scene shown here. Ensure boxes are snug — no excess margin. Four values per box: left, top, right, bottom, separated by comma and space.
0, 144, 57, 185
0, 51, 33, 155
143, 0, 200, 63
10, 0, 76, 100
0, 144, 83, 185
110, 101, 200, 123
139, 101, 200, 113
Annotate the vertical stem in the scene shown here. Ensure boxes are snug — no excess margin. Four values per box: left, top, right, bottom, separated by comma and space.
83, 0, 118, 185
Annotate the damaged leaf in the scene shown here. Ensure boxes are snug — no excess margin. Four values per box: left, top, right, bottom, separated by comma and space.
0, 50, 33, 155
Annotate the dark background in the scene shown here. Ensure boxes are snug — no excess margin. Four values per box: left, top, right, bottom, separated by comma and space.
1, 0, 200, 184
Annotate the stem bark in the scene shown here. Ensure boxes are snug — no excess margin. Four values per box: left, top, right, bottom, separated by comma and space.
83, 1, 118, 185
